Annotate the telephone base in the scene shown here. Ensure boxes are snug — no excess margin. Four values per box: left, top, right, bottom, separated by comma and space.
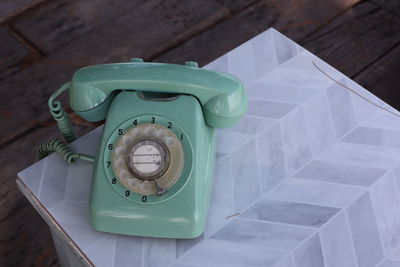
89, 91, 215, 238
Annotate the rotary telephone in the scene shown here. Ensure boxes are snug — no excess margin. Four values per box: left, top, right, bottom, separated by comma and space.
40, 58, 247, 238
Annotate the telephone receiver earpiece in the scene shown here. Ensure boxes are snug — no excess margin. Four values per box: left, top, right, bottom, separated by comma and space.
69, 61, 247, 128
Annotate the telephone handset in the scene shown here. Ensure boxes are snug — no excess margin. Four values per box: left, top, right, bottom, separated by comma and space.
70, 60, 246, 127
41, 59, 247, 238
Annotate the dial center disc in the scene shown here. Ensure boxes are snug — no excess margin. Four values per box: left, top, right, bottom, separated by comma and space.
128, 139, 170, 180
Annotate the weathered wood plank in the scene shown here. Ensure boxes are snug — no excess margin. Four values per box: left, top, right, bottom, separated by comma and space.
214, 0, 259, 13
372, 0, 400, 17
267, 0, 360, 41
0, 0, 47, 24
354, 43, 400, 109
155, 0, 360, 65
154, 4, 262, 65
0, 122, 91, 266
301, 1, 400, 82
0, 202, 60, 266
0, 26, 41, 78
12, 0, 148, 54
0, 0, 229, 147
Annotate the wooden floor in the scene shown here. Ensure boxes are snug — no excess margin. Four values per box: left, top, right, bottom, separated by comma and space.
0, 0, 399, 265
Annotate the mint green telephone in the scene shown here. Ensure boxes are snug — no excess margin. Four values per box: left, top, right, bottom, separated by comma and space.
40, 58, 247, 238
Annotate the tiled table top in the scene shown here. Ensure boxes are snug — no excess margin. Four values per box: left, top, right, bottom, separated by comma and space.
17, 28, 400, 267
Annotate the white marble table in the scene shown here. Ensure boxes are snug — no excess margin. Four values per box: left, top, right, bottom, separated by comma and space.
17, 28, 400, 267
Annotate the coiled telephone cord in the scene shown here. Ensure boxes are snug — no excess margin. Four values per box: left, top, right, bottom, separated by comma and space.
38, 140, 94, 163
37, 82, 94, 163
48, 82, 77, 143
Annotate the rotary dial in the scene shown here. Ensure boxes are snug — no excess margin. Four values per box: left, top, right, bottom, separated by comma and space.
112, 123, 184, 196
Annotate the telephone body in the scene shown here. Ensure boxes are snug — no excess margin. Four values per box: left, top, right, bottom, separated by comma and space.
60, 59, 246, 238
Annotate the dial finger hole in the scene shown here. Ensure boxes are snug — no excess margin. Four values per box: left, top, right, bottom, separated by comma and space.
122, 135, 133, 146
155, 129, 168, 138
119, 169, 133, 181
128, 178, 141, 187
164, 136, 177, 147
114, 158, 126, 169
129, 128, 141, 138
141, 180, 154, 192
115, 146, 127, 157
143, 125, 156, 135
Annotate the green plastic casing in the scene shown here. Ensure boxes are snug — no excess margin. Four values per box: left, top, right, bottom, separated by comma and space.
68, 61, 247, 238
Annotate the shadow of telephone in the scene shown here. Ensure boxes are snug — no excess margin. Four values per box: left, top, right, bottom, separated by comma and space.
39, 58, 247, 238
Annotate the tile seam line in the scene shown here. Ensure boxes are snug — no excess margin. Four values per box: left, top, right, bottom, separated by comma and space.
343, 210, 360, 267
237, 217, 318, 231
356, 124, 400, 133
271, 253, 295, 267
270, 29, 280, 68
319, 233, 329, 267
346, 192, 387, 267
248, 96, 304, 105
264, 187, 368, 209
296, 158, 387, 172
277, 118, 291, 179
292, 176, 372, 190
111, 236, 117, 267
322, 86, 339, 141
112, 235, 121, 267
368, 172, 397, 256
141, 237, 145, 267
208, 236, 291, 253
254, 130, 265, 194
228, 150, 236, 215
340, 139, 400, 152
205, 151, 236, 239
376, 258, 400, 267
238, 114, 278, 121
36, 158, 47, 198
